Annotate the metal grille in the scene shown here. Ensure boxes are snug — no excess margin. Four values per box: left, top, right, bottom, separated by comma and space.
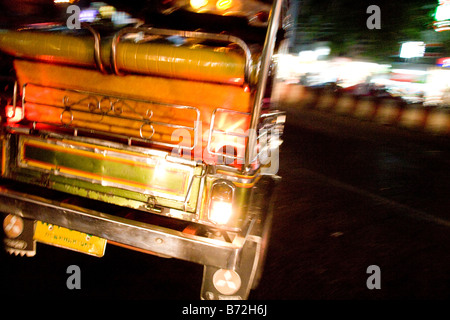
21, 82, 201, 151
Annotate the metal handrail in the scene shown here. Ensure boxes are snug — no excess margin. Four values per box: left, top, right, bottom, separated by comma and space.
16, 22, 107, 74
111, 26, 254, 84
81, 23, 107, 74
244, 0, 284, 170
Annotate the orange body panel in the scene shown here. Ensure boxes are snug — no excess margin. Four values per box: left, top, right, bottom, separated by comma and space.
14, 60, 252, 161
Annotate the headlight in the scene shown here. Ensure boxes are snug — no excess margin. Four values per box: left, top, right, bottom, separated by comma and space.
209, 200, 233, 225
208, 180, 234, 225
5, 106, 23, 123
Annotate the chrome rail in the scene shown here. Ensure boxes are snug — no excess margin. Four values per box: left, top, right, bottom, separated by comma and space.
111, 26, 254, 84
244, 0, 284, 170
17, 22, 107, 74
82, 23, 107, 74
207, 108, 250, 163
0, 182, 241, 269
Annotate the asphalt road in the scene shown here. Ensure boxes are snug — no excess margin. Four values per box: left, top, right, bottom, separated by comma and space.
254, 105, 450, 300
1, 101, 450, 301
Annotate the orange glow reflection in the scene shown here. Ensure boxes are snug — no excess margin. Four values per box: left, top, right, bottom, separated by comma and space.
5, 106, 23, 123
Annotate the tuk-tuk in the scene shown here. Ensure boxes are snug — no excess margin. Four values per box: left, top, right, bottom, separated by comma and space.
0, 0, 292, 299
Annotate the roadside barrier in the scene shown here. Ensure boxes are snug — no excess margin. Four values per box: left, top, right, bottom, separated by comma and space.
425, 109, 450, 134
279, 84, 450, 136
335, 94, 357, 115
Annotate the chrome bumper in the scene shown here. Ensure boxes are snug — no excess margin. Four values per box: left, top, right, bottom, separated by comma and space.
0, 181, 244, 269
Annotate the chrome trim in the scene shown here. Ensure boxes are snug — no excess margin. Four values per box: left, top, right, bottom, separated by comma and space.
207, 108, 250, 163
111, 27, 253, 84
81, 23, 106, 74
6, 126, 202, 170
19, 128, 173, 159
12, 80, 18, 109
211, 171, 259, 187
15, 134, 198, 203
16, 22, 106, 74
182, 162, 207, 212
244, 0, 283, 169
0, 184, 241, 269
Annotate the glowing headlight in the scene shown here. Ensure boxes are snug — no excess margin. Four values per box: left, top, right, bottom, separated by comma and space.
209, 200, 233, 225
208, 180, 234, 225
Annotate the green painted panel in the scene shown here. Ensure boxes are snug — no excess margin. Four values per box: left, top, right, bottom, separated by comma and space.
23, 143, 189, 196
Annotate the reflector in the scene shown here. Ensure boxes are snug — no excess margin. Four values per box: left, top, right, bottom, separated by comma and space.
190, 0, 208, 10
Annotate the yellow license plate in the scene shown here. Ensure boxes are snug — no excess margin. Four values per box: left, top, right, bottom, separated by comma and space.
34, 221, 106, 257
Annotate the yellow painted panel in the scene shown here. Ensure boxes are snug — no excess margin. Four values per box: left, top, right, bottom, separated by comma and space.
0, 29, 246, 84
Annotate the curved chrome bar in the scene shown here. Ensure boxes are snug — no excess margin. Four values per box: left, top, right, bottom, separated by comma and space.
111, 26, 253, 84
244, 0, 284, 170
81, 23, 107, 74
16, 22, 107, 74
